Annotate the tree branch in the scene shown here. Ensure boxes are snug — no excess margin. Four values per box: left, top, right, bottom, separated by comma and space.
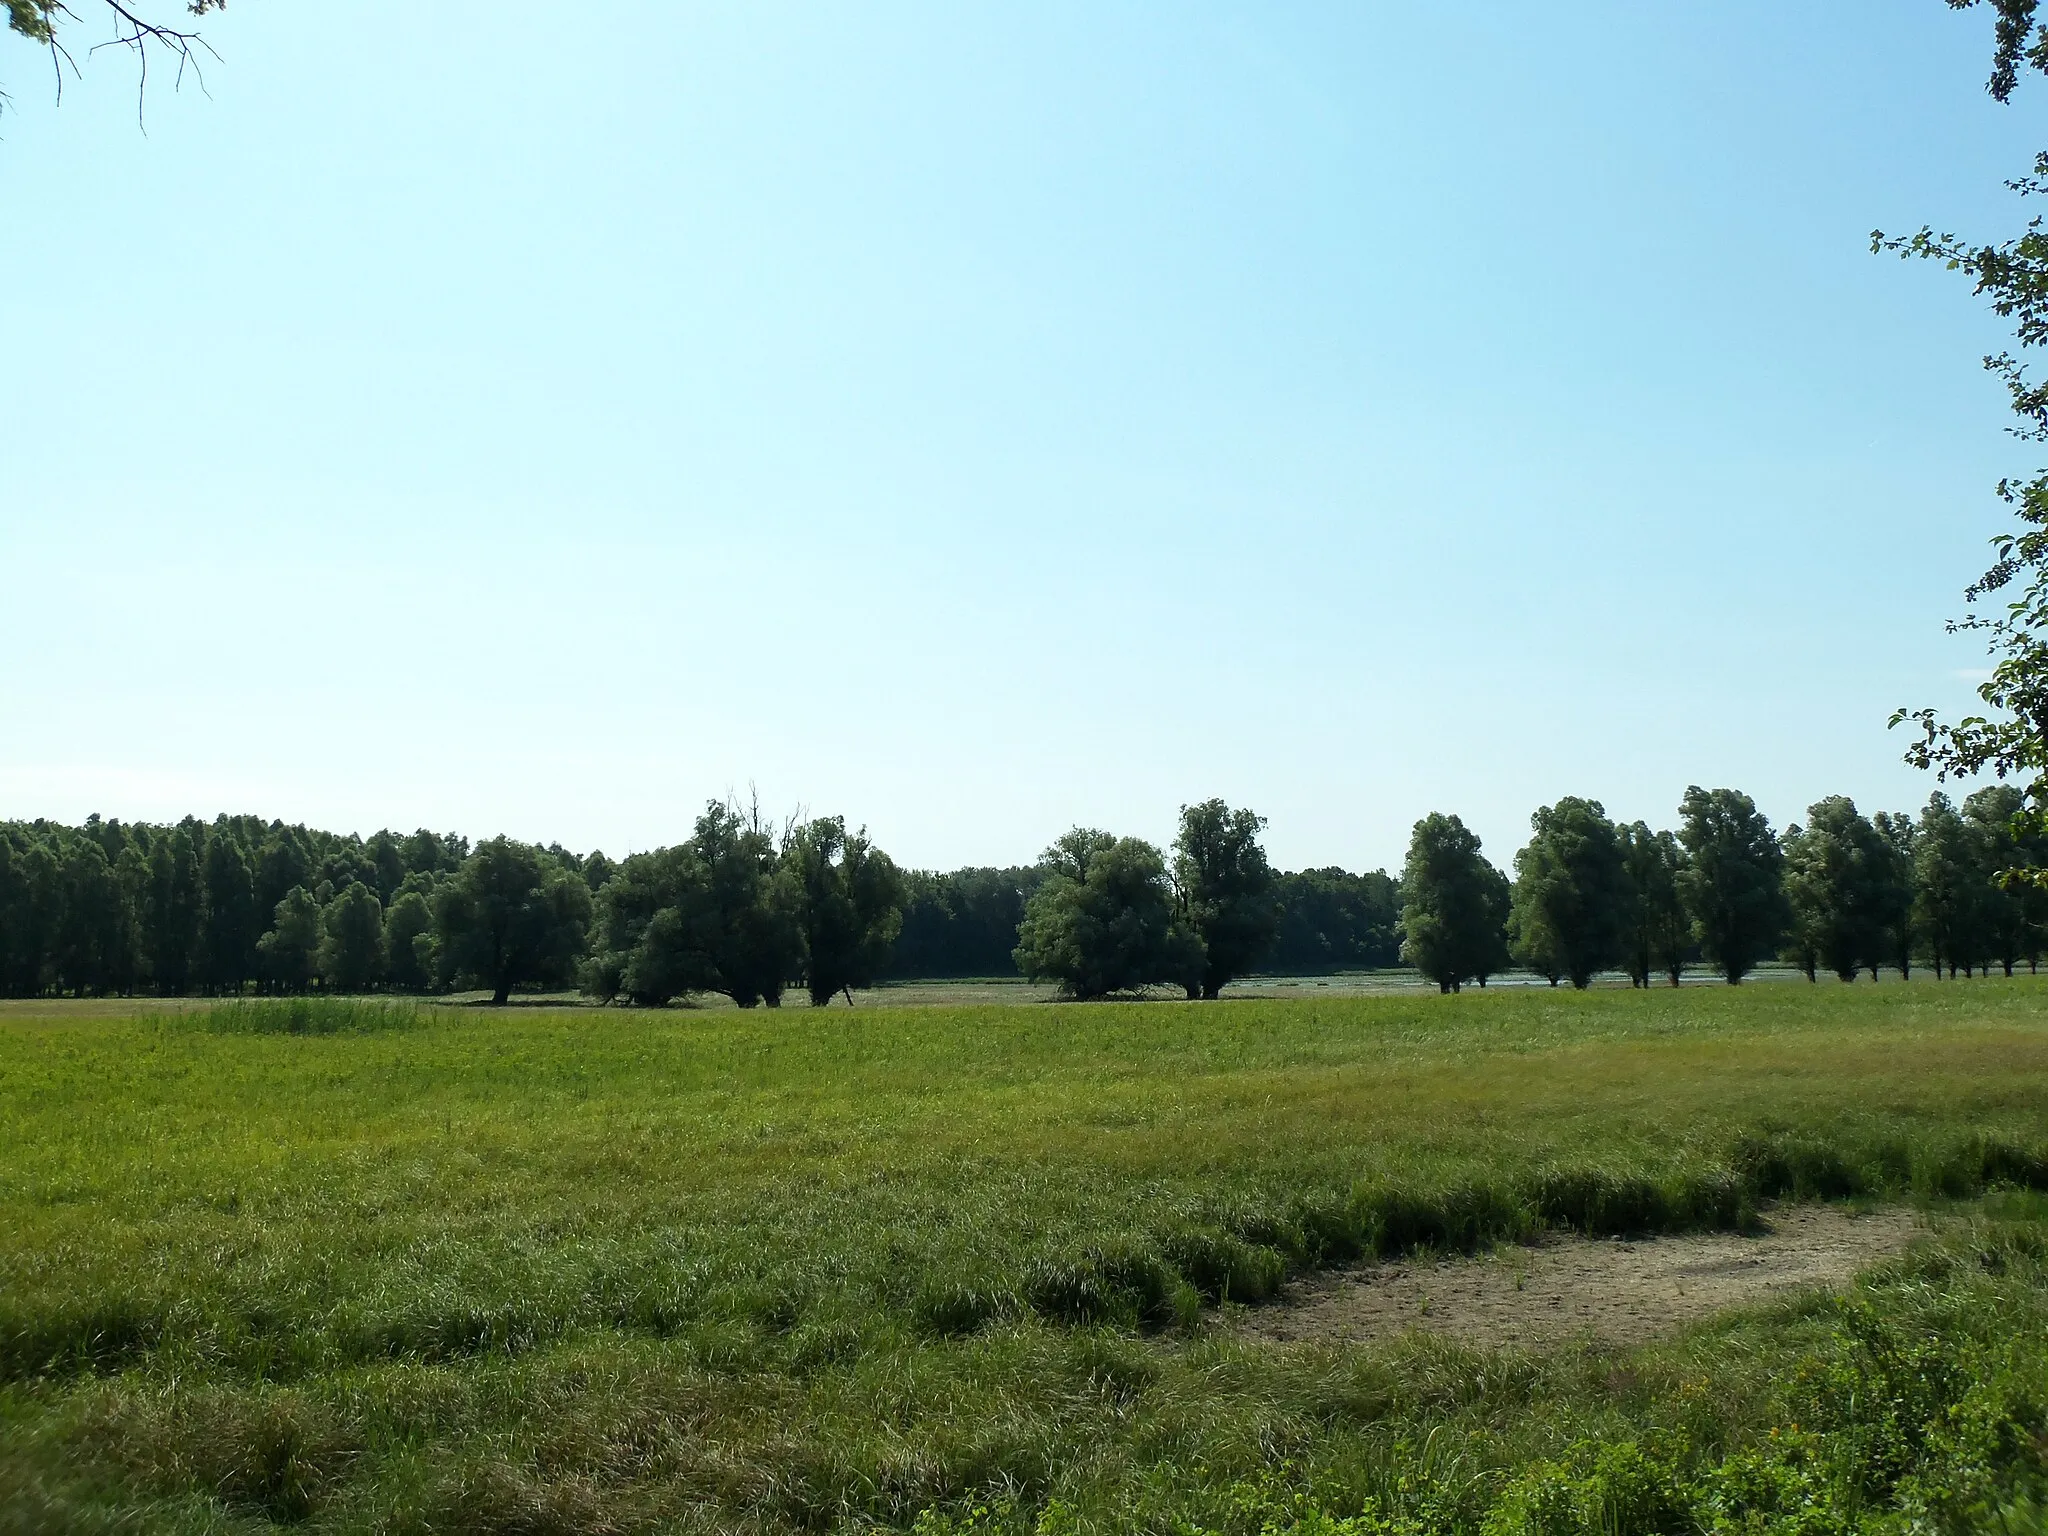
4, 0, 222, 125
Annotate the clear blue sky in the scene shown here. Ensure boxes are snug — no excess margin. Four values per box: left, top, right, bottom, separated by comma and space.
4, 2, 2044, 873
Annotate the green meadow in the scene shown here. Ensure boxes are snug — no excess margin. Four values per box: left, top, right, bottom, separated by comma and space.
5, 982, 2048, 1533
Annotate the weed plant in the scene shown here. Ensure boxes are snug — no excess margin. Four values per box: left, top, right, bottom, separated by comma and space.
1, 982, 2046, 1531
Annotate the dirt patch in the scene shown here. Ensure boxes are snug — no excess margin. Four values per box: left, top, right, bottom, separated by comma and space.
1238, 1205, 1923, 1350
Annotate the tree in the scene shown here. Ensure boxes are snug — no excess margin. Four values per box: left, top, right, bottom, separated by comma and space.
886, 867, 1043, 979
362, 831, 406, 905
785, 816, 905, 1006
1266, 867, 1403, 973
583, 846, 704, 1007
1507, 798, 1629, 990
319, 881, 386, 993
51, 835, 135, 996
1779, 826, 1823, 984
0, 835, 26, 997
432, 838, 592, 1005
1914, 792, 1987, 978
688, 799, 800, 1008
1473, 863, 1514, 987
382, 887, 437, 993
1, 837, 59, 997
582, 800, 801, 1009
199, 832, 256, 994
254, 829, 313, 931
1397, 813, 1507, 993
142, 826, 201, 994
1013, 829, 1204, 1000
580, 850, 617, 896
5, 1, 224, 124
1779, 798, 1892, 983
1675, 787, 1786, 984
256, 886, 322, 994
1873, 810, 1920, 979
1962, 784, 2045, 973
1880, 10, 2048, 867
1171, 799, 1280, 999
402, 829, 468, 879
1618, 822, 1688, 987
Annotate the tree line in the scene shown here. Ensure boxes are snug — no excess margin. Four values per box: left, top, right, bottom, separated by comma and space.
886, 858, 1401, 981
1402, 784, 2046, 991
0, 784, 2039, 1003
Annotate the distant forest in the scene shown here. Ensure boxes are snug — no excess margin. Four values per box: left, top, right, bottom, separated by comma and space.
0, 808, 1401, 1001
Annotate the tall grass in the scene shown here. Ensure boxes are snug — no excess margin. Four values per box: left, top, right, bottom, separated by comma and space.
1, 981, 2046, 1531
178, 996, 435, 1036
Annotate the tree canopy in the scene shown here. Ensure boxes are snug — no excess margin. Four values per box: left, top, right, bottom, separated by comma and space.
1266, 867, 1402, 973
1398, 813, 1508, 993
581, 801, 816, 1009
1013, 830, 1203, 1000
1676, 787, 1787, 984
432, 838, 592, 1006
1780, 798, 1899, 983
1171, 799, 1279, 1000
786, 817, 904, 1006
1618, 821, 1689, 988
5, 1, 225, 122
1508, 798, 1630, 990
1880, 2, 2048, 872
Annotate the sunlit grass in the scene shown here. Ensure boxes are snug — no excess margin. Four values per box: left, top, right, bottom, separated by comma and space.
1, 981, 2046, 1530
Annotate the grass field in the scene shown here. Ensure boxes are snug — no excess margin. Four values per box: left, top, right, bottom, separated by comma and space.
4, 982, 2048, 1533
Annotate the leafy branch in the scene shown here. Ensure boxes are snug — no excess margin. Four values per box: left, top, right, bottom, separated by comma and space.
4, 0, 224, 125
1877, 4, 2048, 877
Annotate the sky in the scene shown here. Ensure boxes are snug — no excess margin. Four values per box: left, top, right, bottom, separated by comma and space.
4, 2, 2047, 873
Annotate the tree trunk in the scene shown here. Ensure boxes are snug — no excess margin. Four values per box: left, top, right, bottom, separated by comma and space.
491, 982, 510, 1006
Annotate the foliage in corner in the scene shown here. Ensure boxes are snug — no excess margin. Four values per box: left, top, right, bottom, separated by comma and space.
1880, 2, 2048, 882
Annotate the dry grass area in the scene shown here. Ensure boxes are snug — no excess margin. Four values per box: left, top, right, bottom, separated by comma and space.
1239, 1203, 1925, 1349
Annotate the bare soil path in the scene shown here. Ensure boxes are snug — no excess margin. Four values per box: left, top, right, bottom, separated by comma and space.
1238, 1205, 1923, 1350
